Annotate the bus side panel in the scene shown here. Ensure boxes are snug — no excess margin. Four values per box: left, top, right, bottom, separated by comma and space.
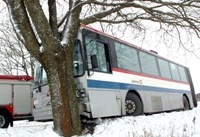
86, 71, 144, 118
168, 92, 194, 110
143, 91, 170, 113
168, 93, 183, 110
88, 88, 121, 118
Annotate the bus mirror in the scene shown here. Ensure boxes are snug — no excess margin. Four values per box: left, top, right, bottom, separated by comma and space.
91, 54, 98, 69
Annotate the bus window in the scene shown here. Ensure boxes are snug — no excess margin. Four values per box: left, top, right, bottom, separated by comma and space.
139, 51, 159, 76
158, 58, 172, 79
114, 41, 140, 72
178, 66, 188, 82
169, 63, 180, 81
85, 37, 110, 73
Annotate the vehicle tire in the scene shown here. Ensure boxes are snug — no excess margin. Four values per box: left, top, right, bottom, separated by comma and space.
183, 96, 190, 111
0, 112, 9, 128
125, 93, 143, 116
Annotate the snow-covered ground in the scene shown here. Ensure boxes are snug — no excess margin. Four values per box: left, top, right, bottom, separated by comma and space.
1, 102, 200, 137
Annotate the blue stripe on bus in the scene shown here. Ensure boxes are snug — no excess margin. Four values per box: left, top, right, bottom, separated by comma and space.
87, 79, 191, 94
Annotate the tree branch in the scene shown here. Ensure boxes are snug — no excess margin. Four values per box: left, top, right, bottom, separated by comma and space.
48, 0, 59, 38
81, 0, 200, 37
58, 0, 94, 28
3, 0, 41, 60
61, 0, 82, 47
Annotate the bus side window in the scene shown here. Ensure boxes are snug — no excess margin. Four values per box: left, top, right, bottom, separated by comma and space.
114, 41, 140, 72
178, 66, 188, 82
169, 63, 181, 81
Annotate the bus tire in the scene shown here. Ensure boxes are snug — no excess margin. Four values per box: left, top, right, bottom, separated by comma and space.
125, 93, 143, 116
0, 112, 9, 128
183, 96, 190, 111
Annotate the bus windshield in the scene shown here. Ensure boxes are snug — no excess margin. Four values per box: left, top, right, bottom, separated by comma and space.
34, 40, 83, 86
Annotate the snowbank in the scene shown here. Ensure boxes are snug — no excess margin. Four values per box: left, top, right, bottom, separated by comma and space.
0, 102, 200, 137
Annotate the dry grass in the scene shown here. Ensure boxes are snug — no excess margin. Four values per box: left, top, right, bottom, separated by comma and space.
128, 116, 197, 137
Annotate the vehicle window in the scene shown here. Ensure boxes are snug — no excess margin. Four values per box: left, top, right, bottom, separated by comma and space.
114, 41, 140, 72
169, 63, 180, 81
139, 51, 159, 76
85, 37, 110, 73
178, 66, 188, 82
158, 58, 172, 79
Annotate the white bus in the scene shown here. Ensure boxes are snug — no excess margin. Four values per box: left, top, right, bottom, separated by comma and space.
33, 24, 197, 121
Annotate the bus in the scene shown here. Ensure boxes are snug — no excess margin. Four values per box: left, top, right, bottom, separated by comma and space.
32, 24, 197, 121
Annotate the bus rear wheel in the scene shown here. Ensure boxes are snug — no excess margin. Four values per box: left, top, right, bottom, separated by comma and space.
0, 112, 9, 128
125, 93, 143, 116
183, 96, 190, 111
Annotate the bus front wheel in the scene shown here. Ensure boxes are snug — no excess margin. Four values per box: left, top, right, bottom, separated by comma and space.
125, 93, 143, 116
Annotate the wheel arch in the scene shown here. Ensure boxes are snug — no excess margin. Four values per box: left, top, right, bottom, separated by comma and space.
0, 107, 13, 126
183, 94, 191, 110
127, 90, 143, 103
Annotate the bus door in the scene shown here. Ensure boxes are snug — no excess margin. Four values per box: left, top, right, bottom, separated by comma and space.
85, 37, 122, 118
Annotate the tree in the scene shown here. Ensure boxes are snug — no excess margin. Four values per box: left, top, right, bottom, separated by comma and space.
2, 0, 200, 136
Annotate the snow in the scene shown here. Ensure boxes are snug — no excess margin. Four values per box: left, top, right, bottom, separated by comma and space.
0, 121, 59, 137
0, 102, 200, 137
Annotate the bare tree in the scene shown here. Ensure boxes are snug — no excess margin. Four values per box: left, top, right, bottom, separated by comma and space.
2, 0, 200, 136
0, 21, 34, 76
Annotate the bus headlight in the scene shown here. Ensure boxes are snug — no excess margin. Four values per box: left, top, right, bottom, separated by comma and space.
81, 92, 86, 98
76, 89, 86, 98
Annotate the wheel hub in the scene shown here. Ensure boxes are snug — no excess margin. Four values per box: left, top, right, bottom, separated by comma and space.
125, 100, 136, 114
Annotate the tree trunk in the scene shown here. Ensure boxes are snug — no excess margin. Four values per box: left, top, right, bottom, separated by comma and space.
44, 48, 82, 136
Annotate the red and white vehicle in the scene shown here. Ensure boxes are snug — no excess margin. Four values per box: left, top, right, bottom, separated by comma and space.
0, 75, 33, 128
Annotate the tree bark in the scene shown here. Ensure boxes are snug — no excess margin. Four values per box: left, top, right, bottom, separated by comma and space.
43, 47, 81, 136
